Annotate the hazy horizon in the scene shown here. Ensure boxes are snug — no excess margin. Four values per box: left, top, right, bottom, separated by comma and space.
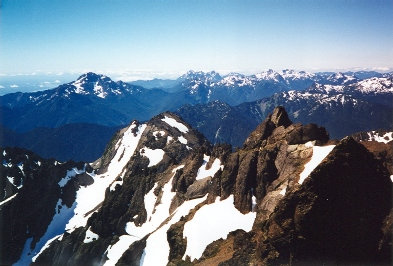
1, 0, 392, 76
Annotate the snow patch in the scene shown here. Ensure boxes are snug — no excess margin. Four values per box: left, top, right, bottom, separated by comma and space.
83, 226, 99, 243
94, 82, 107, 98
140, 147, 165, 167
125, 174, 177, 238
72, 80, 88, 95
7, 176, 22, 189
153, 130, 166, 140
2, 160, 12, 167
17, 163, 25, 176
182, 195, 256, 261
196, 154, 223, 180
279, 186, 287, 195
298, 144, 335, 184
161, 116, 189, 133
58, 166, 86, 188
367, 131, 393, 144
178, 136, 188, 144
251, 195, 257, 211
104, 235, 140, 266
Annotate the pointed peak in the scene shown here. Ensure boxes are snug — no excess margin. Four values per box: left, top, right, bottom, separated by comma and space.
75, 72, 110, 83
271, 106, 291, 128
243, 106, 293, 149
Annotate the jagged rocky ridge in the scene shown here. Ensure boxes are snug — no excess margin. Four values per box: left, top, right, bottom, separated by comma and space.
0, 147, 89, 265
1, 108, 392, 265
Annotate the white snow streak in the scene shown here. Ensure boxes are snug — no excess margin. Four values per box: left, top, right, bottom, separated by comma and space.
65, 123, 146, 232
161, 116, 189, 133
17, 199, 76, 264
32, 235, 62, 262
178, 136, 188, 144
0, 193, 18, 206
298, 144, 335, 184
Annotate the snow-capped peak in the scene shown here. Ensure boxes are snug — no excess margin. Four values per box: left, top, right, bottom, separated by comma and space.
280, 69, 315, 80
254, 69, 284, 82
181, 70, 222, 82
68, 72, 125, 98
353, 77, 393, 94
326, 72, 358, 85
218, 73, 252, 87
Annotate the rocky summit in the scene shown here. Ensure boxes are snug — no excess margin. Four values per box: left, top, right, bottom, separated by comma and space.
0, 107, 392, 265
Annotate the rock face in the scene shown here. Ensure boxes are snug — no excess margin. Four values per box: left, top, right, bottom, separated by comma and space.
2, 107, 392, 266
257, 137, 392, 265
0, 147, 89, 265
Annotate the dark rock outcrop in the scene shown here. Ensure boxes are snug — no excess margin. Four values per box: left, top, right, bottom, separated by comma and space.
257, 137, 392, 265
0, 147, 87, 265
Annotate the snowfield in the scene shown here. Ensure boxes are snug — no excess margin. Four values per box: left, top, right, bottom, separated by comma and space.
182, 195, 256, 261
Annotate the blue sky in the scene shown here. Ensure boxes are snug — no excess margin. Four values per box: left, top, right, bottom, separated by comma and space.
1, 0, 392, 77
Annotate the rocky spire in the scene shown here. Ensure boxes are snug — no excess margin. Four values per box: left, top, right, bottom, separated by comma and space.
270, 106, 292, 127
243, 106, 292, 150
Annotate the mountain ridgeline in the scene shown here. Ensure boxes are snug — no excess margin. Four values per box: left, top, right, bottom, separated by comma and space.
0, 70, 391, 162
1, 107, 391, 265
176, 77, 393, 147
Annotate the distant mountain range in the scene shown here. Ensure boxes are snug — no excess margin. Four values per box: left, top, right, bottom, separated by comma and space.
0, 70, 391, 161
0, 72, 180, 131
176, 76, 393, 147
